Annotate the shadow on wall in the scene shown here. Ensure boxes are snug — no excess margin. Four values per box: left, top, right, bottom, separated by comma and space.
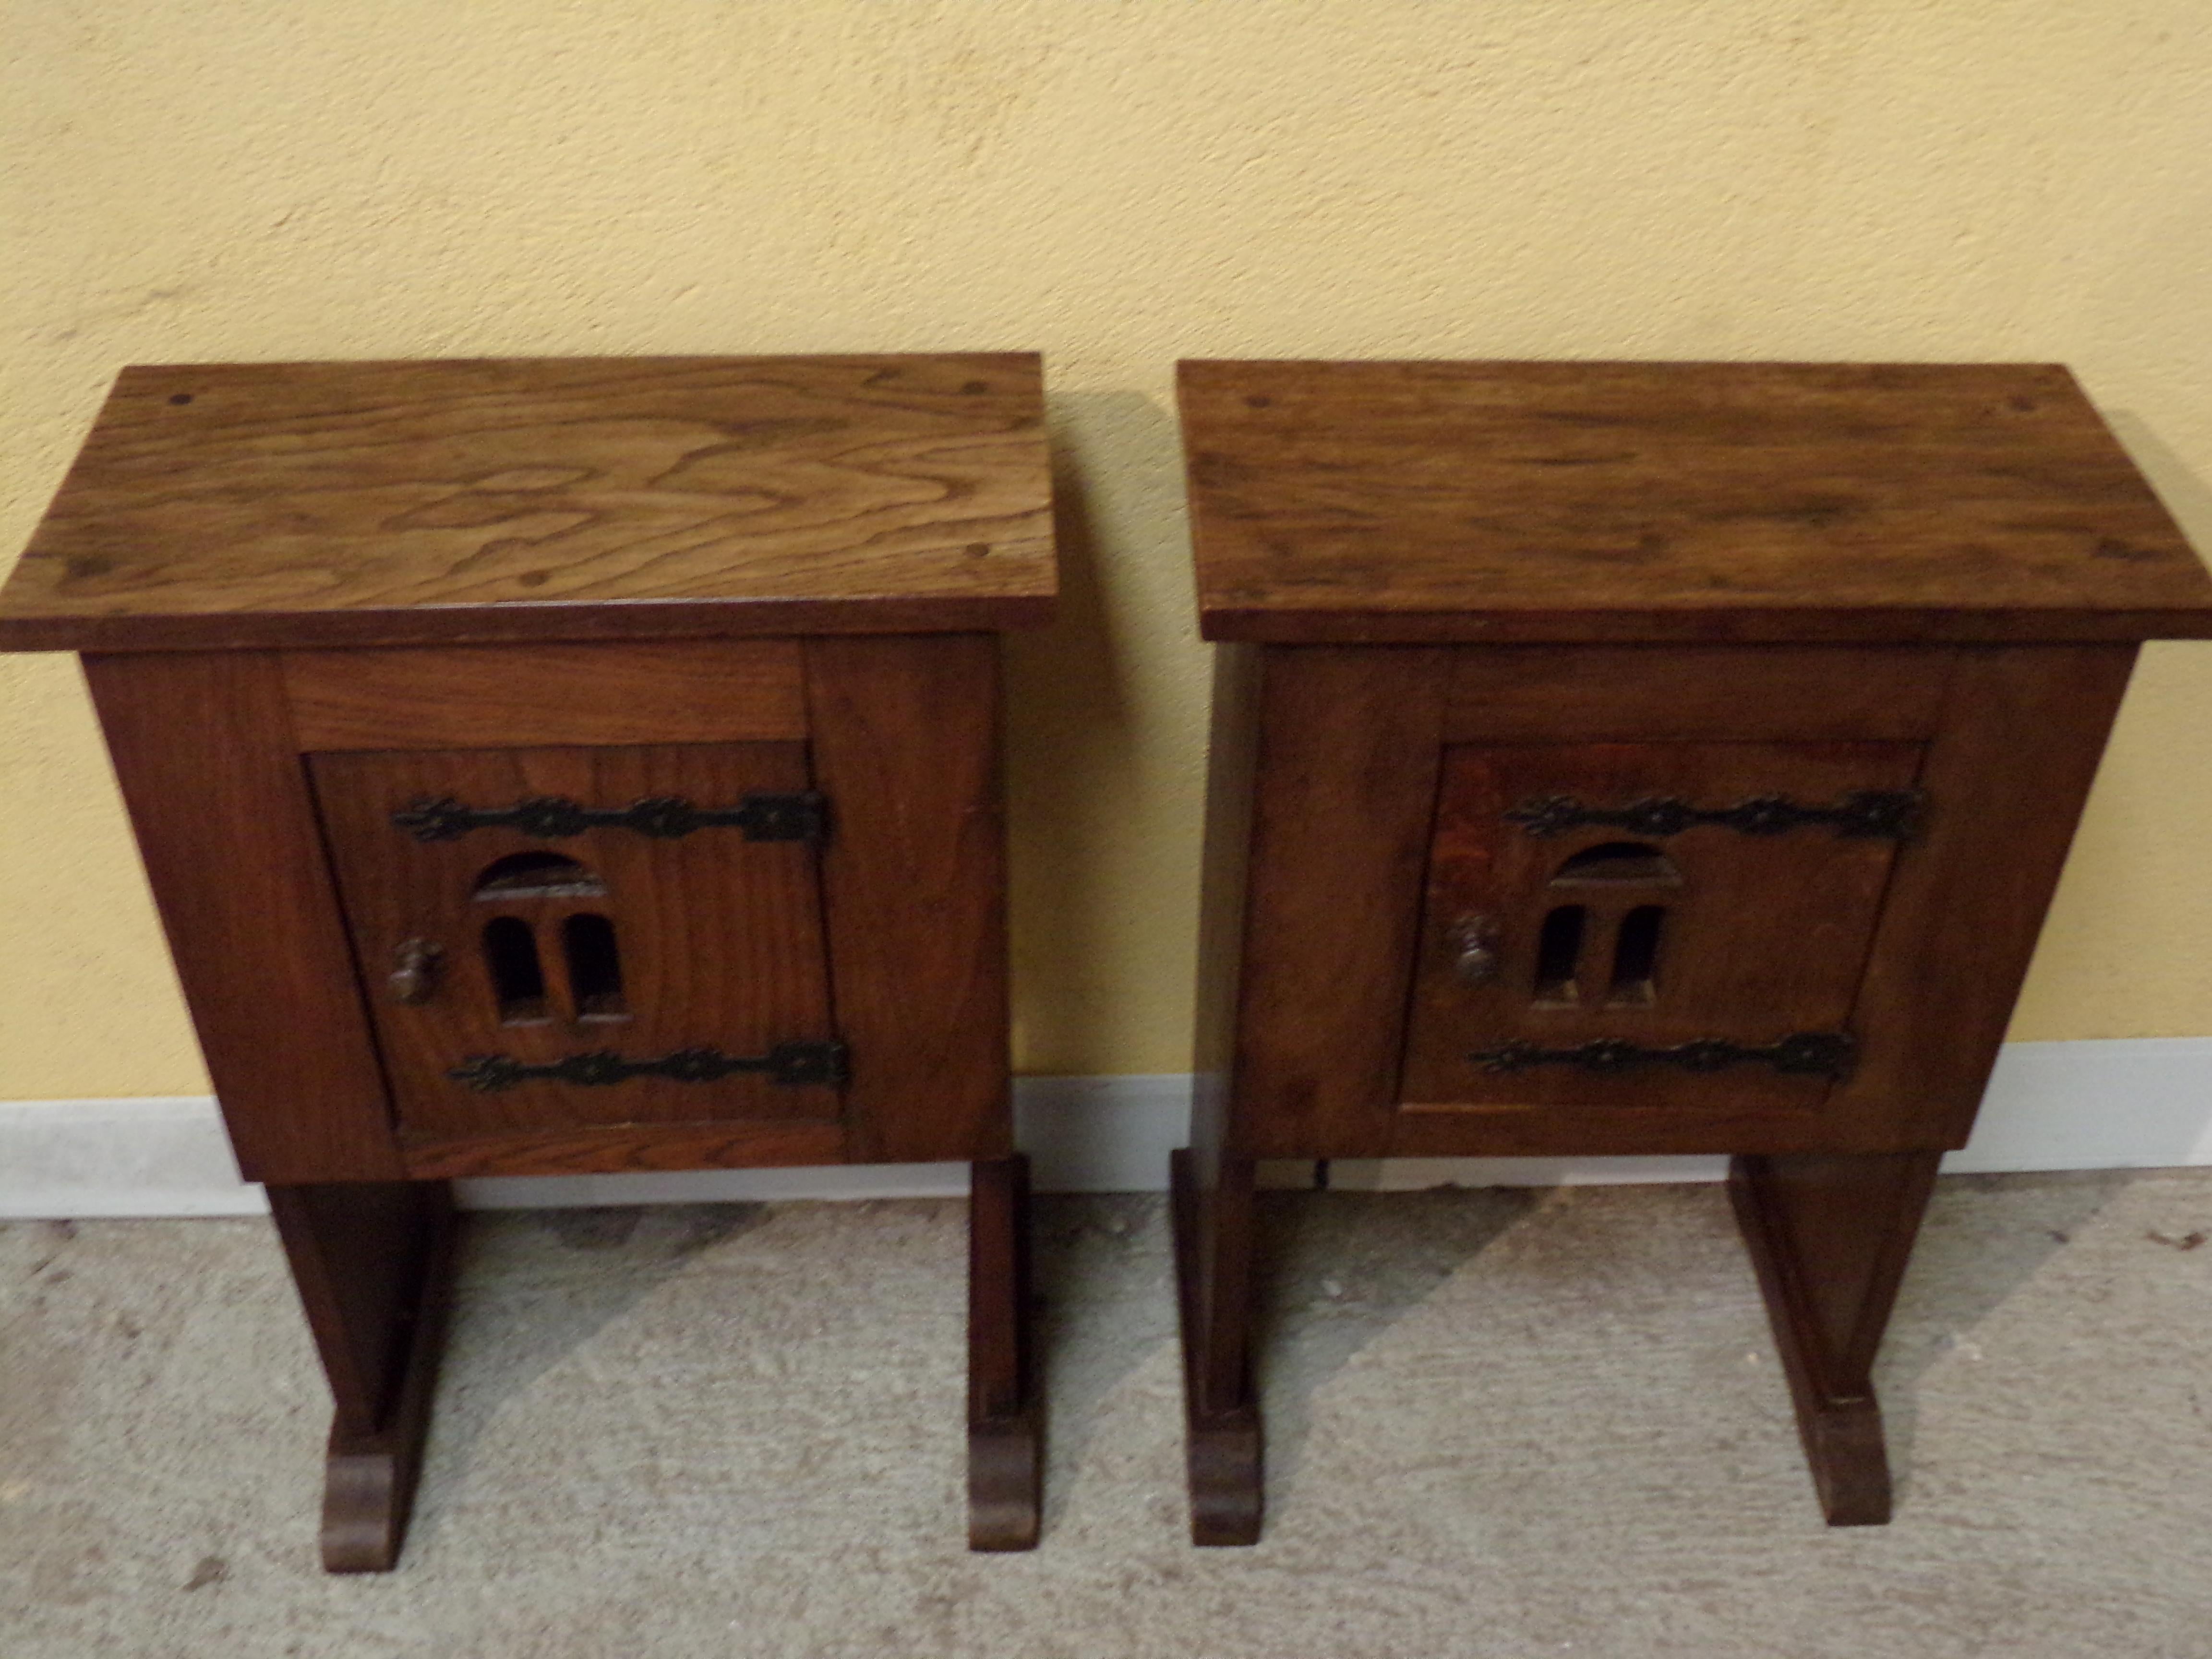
2104, 410, 2212, 553
1001, 388, 1187, 1075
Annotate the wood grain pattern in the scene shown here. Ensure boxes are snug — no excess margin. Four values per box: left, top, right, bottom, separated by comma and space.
1445, 646, 1954, 742
397, 1118, 845, 1179
284, 640, 805, 749
0, 356, 1054, 651
81, 651, 403, 1182
806, 635, 1010, 1163
1180, 360, 2212, 644
309, 742, 839, 1139
1836, 644, 2139, 1148
1174, 362, 2166, 1544
1228, 646, 1451, 1159
41, 366, 1044, 1570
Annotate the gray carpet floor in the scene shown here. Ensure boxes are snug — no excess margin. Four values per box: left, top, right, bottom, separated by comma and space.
4, 1170, 2210, 1657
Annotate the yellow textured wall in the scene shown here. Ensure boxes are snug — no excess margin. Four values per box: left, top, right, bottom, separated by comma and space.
5, 1, 2212, 1098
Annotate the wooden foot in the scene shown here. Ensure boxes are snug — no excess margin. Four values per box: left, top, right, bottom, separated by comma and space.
1171, 1148, 1263, 1546
266, 1180, 457, 1573
967, 1155, 1042, 1551
1730, 1151, 1941, 1526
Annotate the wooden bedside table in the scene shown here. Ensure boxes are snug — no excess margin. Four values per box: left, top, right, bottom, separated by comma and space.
0, 355, 1056, 1569
1171, 359, 2212, 1544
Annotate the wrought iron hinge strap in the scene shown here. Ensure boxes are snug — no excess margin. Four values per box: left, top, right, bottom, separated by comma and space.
394, 792, 829, 845
448, 1041, 849, 1093
1505, 790, 1922, 841
1469, 1032, 1856, 1082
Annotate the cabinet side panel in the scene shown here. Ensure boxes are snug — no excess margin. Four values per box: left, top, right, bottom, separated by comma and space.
1190, 643, 1262, 1171
82, 651, 403, 1181
1233, 646, 1451, 1157
806, 634, 1009, 1162
1837, 644, 2138, 1148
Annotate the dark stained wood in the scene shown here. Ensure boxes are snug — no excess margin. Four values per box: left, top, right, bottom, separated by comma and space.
1179, 360, 2212, 645
1836, 645, 2139, 1148
1445, 645, 1954, 742
284, 640, 806, 749
967, 1156, 1041, 1551
1173, 362, 2187, 1543
1190, 644, 1263, 1139
1171, 1149, 1263, 1546
0, 356, 1054, 652
309, 742, 839, 1139
1398, 740, 1919, 1123
81, 651, 403, 1183
1730, 1151, 1943, 1526
1385, 1101, 1912, 1159
806, 635, 1010, 1164
1175, 646, 1268, 1545
1230, 647, 1451, 1158
36, 359, 1048, 1571
265, 1180, 456, 1571
398, 1119, 846, 1179
1184, 644, 1265, 1376
264, 1182, 446, 1439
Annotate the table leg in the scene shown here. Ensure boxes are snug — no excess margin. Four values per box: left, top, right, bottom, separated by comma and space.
1730, 1149, 1942, 1525
968, 1154, 1041, 1550
1171, 1148, 1263, 1545
265, 1179, 457, 1572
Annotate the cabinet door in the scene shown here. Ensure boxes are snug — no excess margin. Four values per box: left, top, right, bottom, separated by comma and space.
1399, 741, 1922, 1117
310, 743, 838, 1141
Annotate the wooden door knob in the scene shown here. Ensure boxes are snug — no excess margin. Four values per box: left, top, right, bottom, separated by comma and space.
388, 938, 443, 1005
1451, 915, 1502, 985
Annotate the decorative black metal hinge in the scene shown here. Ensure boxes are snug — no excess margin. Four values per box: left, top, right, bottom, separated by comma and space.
1468, 1032, 1856, 1082
394, 792, 829, 845
447, 1041, 849, 1093
1505, 789, 1922, 841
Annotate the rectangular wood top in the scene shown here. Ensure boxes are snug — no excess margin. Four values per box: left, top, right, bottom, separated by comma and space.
0, 355, 1055, 651
1179, 360, 2212, 644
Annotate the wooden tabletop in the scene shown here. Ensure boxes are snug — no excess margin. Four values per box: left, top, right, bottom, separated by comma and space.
1179, 360, 2212, 644
0, 356, 1055, 651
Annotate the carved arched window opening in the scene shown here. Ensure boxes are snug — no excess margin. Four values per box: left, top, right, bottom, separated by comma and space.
1538, 842, 1680, 1008
470, 850, 606, 901
562, 914, 628, 1021
482, 916, 551, 1024
1548, 841, 1683, 888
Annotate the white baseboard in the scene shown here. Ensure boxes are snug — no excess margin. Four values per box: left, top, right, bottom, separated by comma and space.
0, 1075, 1199, 1218
2, 1040, 2209, 1219
0, 1096, 272, 1218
